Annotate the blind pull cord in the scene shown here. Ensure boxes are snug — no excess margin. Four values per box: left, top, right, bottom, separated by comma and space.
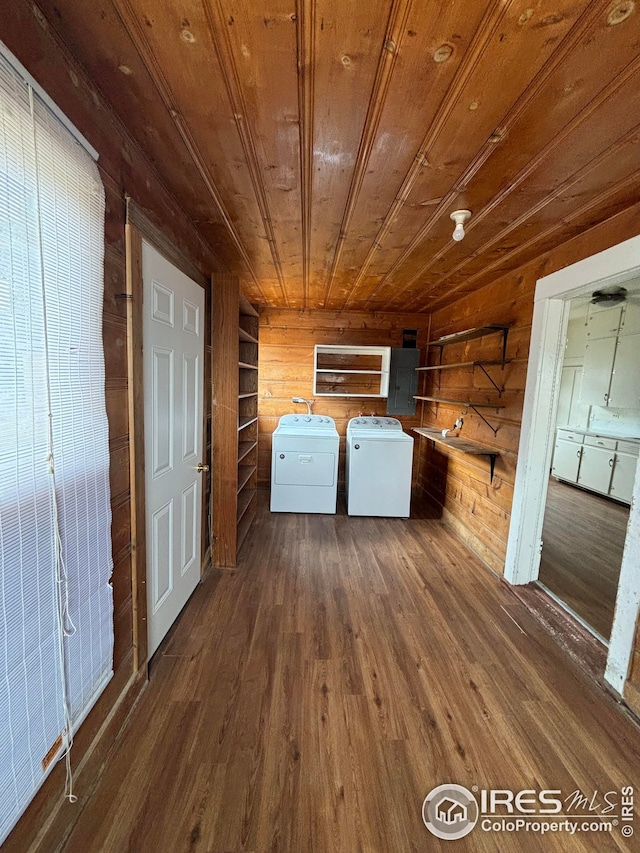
30, 85, 78, 805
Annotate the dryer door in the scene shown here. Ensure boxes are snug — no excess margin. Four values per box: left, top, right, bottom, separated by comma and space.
274, 451, 337, 486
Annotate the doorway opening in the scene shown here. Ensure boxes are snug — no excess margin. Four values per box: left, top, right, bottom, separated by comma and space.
505, 235, 640, 695
537, 287, 639, 643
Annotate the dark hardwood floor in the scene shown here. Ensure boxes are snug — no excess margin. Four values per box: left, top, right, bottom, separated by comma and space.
56, 492, 639, 852
539, 478, 629, 640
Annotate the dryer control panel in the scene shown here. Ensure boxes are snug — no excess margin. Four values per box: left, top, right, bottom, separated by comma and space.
277, 413, 335, 428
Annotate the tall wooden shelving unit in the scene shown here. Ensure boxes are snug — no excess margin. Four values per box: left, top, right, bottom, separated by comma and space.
211, 276, 259, 567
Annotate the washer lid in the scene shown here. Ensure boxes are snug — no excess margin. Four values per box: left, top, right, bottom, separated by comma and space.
349, 429, 413, 442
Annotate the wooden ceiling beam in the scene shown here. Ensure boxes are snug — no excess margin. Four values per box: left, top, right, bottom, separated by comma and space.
295, 0, 317, 308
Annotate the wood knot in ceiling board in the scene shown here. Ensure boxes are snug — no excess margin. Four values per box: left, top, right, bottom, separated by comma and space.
534, 13, 565, 28
607, 0, 635, 25
518, 8, 534, 25
433, 43, 454, 63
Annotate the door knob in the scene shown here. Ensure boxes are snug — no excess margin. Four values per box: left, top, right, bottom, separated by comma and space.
196, 462, 209, 473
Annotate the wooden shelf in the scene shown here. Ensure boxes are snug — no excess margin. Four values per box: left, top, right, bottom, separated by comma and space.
415, 323, 510, 435
238, 415, 258, 432
237, 464, 256, 494
212, 278, 259, 568
416, 360, 509, 371
414, 397, 504, 435
239, 292, 258, 317
315, 368, 384, 375
414, 396, 504, 408
236, 494, 257, 552
413, 427, 500, 482
239, 327, 259, 344
238, 440, 257, 463
237, 487, 256, 522
427, 325, 509, 347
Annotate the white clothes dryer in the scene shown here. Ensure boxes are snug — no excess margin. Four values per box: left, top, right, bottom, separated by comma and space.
270, 414, 339, 514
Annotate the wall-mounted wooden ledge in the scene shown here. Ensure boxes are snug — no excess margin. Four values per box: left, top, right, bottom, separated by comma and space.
413, 427, 500, 482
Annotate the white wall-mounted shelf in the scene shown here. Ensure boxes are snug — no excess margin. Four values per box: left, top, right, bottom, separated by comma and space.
313, 344, 391, 397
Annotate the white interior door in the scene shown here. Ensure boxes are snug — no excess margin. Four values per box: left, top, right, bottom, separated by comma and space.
142, 241, 205, 657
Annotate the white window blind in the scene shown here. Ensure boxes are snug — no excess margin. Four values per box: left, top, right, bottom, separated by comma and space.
0, 45, 113, 845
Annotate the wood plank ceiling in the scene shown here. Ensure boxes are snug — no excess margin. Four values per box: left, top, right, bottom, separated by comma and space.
35, 0, 639, 312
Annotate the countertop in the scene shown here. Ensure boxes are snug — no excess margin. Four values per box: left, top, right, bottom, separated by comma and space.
557, 426, 640, 443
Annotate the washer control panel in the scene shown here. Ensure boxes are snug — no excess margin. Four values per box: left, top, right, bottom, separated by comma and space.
348, 416, 402, 430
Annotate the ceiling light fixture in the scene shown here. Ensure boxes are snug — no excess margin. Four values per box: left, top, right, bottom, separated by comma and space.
590, 286, 627, 305
450, 209, 471, 242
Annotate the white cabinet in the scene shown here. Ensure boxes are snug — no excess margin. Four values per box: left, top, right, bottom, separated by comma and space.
551, 439, 582, 482
610, 452, 638, 504
620, 300, 640, 336
564, 301, 588, 362
576, 444, 613, 493
313, 345, 391, 397
579, 336, 617, 406
552, 428, 638, 505
579, 330, 640, 409
608, 333, 640, 409
557, 365, 589, 428
585, 303, 623, 340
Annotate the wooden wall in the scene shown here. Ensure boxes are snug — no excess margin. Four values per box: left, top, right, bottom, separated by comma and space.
258, 309, 431, 490
415, 203, 640, 576
0, 6, 219, 851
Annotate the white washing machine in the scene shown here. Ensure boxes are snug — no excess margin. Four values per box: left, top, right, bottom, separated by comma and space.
270, 414, 339, 513
346, 416, 414, 517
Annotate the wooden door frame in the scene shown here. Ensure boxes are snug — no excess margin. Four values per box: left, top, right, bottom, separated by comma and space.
125, 203, 209, 672
504, 234, 640, 695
